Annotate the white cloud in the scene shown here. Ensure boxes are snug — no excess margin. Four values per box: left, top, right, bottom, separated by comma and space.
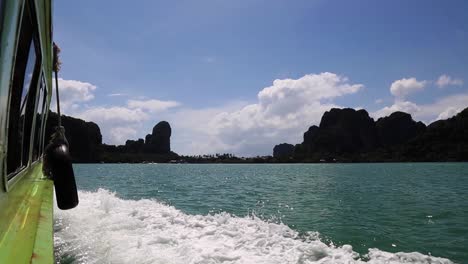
109, 127, 138, 144
51, 78, 181, 144
375, 98, 383, 104
53, 78, 97, 113
436, 74, 463, 88
166, 102, 250, 155
55, 73, 467, 156
416, 93, 468, 122
390, 77, 426, 99
62, 71, 364, 154
373, 101, 421, 119
74, 107, 150, 144
374, 75, 467, 123
107, 93, 127, 97
77, 107, 150, 124
372, 101, 420, 118
257, 72, 362, 116
127, 99, 180, 113
436, 107, 461, 120
67, 100, 178, 145
169, 72, 363, 155
372, 93, 468, 123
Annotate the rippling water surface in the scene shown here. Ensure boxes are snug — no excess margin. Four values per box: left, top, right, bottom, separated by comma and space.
54, 163, 468, 263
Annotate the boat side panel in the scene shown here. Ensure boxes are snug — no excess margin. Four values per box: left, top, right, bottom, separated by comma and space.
0, 0, 25, 194
31, 167, 54, 264
0, 162, 54, 263
1, 0, 53, 191
34, 0, 53, 104
0, 0, 54, 262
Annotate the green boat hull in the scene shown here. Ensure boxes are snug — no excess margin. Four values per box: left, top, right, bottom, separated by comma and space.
0, 163, 53, 263
0, 0, 55, 262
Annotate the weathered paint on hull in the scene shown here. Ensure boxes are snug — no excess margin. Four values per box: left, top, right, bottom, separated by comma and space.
0, 162, 54, 263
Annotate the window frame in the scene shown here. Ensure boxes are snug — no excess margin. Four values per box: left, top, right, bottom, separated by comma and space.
5, 0, 42, 189
32, 74, 47, 162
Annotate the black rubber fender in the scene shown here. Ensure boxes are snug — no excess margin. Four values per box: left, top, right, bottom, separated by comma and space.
46, 144, 79, 210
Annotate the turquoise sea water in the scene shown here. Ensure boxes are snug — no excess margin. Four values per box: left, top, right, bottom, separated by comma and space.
55, 163, 468, 263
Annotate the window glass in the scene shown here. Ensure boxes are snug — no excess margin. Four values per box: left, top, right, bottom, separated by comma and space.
6, 3, 40, 178
19, 42, 37, 163
39, 81, 48, 156
33, 75, 46, 160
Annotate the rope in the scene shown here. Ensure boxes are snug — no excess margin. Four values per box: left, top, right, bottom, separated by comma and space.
53, 43, 62, 127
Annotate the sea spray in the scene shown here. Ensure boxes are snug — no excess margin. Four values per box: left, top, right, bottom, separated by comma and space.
54, 189, 453, 264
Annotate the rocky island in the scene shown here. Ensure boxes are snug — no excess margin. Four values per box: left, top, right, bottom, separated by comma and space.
276, 107, 468, 162
45, 107, 468, 163
100, 121, 179, 163
45, 111, 178, 163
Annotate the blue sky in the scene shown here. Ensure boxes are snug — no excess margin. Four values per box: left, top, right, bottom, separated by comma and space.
53, 0, 468, 156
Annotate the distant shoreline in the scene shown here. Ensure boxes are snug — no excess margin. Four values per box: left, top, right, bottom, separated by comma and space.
73, 161, 468, 165
47, 106, 468, 164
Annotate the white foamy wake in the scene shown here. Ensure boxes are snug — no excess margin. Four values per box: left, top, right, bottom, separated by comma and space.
54, 189, 453, 264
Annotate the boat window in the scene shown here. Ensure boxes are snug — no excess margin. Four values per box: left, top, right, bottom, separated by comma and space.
33, 75, 47, 160
39, 79, 48, 157
6, 2, 41, 178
